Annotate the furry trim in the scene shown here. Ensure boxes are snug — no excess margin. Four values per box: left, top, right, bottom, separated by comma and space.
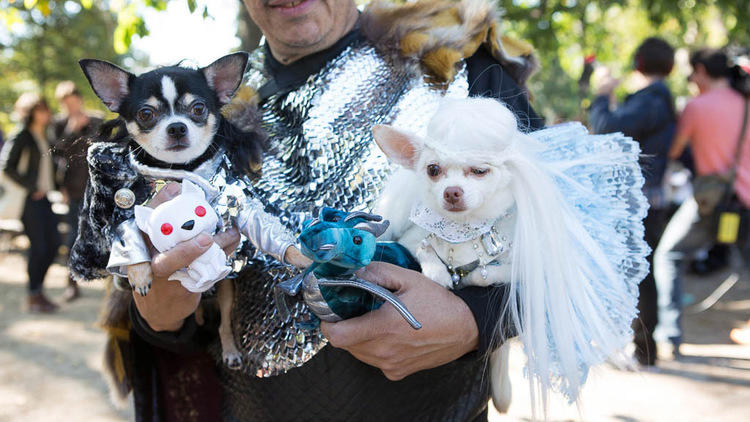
361, 0, 538, 86
69, 142, 146, 281
222, 86, 267, 174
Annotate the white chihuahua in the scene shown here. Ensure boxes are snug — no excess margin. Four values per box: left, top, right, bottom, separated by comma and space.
372, 100, 522, 412
373, 97, 650, 414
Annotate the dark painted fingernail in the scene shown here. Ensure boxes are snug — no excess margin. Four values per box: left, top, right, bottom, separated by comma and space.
195, 234, 212, 247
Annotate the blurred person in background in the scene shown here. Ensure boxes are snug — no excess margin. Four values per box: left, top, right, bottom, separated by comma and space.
1, 93, 61, 313
589, 37, 677, 365
53, 81, 101, 302
657, 48, 750, 356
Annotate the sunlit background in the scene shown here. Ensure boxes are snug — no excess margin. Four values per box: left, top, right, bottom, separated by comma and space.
0, 1, 749, 421
2, 0, 749, 133
129, 0, 240, 68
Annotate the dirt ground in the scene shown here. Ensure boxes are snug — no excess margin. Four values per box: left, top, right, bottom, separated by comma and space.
1, 237, 749, 422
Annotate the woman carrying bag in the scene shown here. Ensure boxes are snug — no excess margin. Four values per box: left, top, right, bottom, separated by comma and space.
655, 49, 750, 355
1, 93, 61, 313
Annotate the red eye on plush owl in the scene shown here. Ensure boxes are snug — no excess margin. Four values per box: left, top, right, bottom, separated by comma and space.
195, 206, 206, 217
161, 223, 173, 235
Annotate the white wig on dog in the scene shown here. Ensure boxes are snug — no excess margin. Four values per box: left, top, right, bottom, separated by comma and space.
411, 98, 647, 414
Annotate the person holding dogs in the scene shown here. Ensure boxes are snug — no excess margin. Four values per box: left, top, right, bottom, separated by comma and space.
115, 0, 543, 420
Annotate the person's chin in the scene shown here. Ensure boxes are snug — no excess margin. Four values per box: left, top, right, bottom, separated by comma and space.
278, 21, 332, 49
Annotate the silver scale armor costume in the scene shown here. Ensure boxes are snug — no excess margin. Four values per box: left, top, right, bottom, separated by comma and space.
80, 2, 544, 419
232, 41, 470, 377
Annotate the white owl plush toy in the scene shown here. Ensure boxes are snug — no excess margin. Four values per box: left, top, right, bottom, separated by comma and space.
134, 179, 231, 293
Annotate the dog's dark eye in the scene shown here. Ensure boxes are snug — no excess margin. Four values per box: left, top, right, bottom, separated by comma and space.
137, 107, 155, 122
427, 164, 441, 177
191, 102, 206, 117
471, 167, 489, 176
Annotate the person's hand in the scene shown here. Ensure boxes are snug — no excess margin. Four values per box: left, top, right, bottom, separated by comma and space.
596, 73, 621, 97
284, 245, 312, 268
132, 182, 241, 332
320, 262, 479, 381
31, 191, 45, 200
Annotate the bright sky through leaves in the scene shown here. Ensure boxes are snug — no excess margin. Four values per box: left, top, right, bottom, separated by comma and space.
129, 0, 241, 69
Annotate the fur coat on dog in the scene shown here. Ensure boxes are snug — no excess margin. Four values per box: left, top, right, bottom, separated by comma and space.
69, 98, 266, 282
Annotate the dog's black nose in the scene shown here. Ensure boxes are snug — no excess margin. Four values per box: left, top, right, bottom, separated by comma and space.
167, 122, 188, 139
181, 220, 195, 230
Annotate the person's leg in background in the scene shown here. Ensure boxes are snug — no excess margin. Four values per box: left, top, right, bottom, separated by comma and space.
633, 207, 668, 366
654, 197, 715, 355
63, 198, 81, 301
22, 196, 60, 313
729, 206, 750, 345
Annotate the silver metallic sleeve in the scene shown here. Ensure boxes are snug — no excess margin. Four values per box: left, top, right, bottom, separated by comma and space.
106, 219, 151, 277
235, 196, 297, 264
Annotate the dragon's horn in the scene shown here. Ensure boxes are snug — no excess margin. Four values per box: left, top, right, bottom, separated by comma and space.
344, 211, 383, 222
353, 220, 390, 238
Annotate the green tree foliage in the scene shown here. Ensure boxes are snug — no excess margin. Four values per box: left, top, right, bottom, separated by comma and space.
0, 1, 127, 133
498, 0, 750, 121
5, 0, 749, 128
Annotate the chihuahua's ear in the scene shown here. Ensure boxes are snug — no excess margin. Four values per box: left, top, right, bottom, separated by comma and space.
372, 125, 423, 169
202, 52, 249, 106
79, 59, 133, 112
134, 205, 154, 234
181, 179, 204, 198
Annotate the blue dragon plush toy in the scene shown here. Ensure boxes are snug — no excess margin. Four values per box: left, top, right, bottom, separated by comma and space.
275, 208, 422, 329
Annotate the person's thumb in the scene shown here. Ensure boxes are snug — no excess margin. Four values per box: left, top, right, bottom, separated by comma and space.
151, 234, 213, 278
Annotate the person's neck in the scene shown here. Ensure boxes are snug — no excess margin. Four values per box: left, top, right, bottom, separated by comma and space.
701, 78, 730, 94
268, 8, 358, 65
643, 75, 664, 85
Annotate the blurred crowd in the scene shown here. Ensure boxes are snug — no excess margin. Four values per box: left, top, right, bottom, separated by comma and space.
0, 81, 101, 312
0, 39, 748, 366
589, 38, 750, 363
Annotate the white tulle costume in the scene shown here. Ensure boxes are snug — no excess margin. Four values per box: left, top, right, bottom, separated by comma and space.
374, 98, 650, 410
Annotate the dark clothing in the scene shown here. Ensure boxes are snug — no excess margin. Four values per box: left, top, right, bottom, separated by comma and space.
21, 196, 60, 294
589, 81, 676, 188
132, 302, 492, 422
129, 26, 540, 422
465, 45, 544, 131
590, 80, 675, 363
2, 128, 60, 294
53, 115, 101, 201
66, 198, 82, 250
1, 128, 46, 192
632, 208, 668, 365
